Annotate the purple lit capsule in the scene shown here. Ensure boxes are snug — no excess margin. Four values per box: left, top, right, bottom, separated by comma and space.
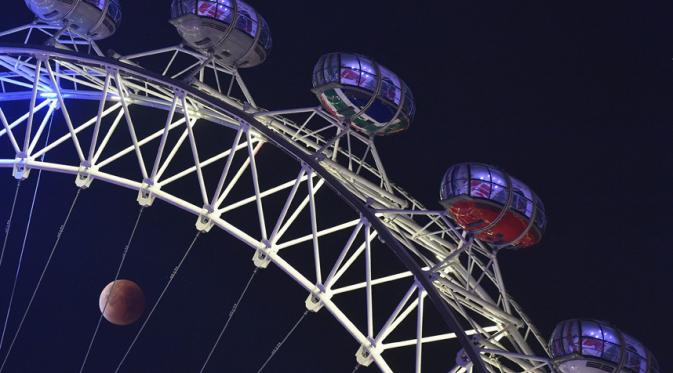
550, 319, 659, 373
170, 0, 271, 68
25, 0, 122, 39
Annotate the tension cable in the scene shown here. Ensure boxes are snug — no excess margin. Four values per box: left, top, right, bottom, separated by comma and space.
0, 180, 22, 270
113, 231, 202, 373
199, 267, 259, 373
256, 309, 311, 373
0, 187, 82, 372
0, 109, 54, 355
79, 206, 145, 373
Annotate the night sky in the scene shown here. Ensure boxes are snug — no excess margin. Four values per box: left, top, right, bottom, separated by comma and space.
0, 1, 671, 372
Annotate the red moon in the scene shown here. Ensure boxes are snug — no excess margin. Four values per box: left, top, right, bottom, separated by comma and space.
99, 279, 145, 326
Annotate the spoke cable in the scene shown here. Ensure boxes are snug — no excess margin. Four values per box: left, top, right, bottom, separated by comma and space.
79, 206, 145, 373
199, 267, 259, 373
256, 310, 310, 373
0, 180, 22, 270
351, 364, 361, 372
0, 112, 54, 355
0, 187, 82, 372
113, 231, 202, 373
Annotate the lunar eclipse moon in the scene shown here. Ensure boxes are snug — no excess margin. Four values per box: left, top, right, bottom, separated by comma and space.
99, 280, 146, 326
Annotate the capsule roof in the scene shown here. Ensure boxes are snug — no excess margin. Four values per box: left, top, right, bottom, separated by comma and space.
170, 0, 271, 67
550, 319, 659, 373
312, 53, 415, 136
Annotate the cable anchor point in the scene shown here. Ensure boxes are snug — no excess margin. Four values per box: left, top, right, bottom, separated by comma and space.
136, 178, 157, 207
195, 204, 216, 232
12, 152, 30, 180
355, 339, 378, 367
304, 284, 330, 312
75, 161, 94, 189
252, 239, 275, 269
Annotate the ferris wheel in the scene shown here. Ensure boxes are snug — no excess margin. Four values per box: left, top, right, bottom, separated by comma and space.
0, 1, 659, 372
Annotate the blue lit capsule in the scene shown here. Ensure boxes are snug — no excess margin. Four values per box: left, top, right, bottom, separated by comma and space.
312, 53, 415, 136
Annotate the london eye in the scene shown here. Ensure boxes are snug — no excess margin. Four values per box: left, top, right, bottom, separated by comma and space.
0, 1, 667, 372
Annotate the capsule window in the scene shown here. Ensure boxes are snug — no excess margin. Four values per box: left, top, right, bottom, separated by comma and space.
83, 0, 106, 10
340, 68, 359, 87
602, 340, 622, 363
446, 165, 469, 198
491, 183, 507, 204
380, 67, 401, 104
402, 85, 416, 118
470, 164, 490, 182
172, 0, 195, 18
402, 85, 415, 117
556, 320, 580, 354
534, 197, 546, 229
108, 0, 122, 24
259, 18, 272, 49
453, 164, 469, 181
490, 168, 506, 187
580, 321, 605, 357
197, 1, 218, 17
236, 14, 257, 36
563, 336, 580, 354
624, 335, 648, 373
340, 54, 358, 69
510, 179, 534, 217
452, 178, 469, 195
359, 59, 375, 74
235, 1, 257, 36
359, 72, 376, 91
325, 56, 339, 83
623, 348, 644, 372
469, 179, 493, 199
216, 3, 234, 22
581, 320, 601, 338
510, 190, 531, 217
602, 326, 619, 344
380, 80, 401, 104
380, 67, 401, 88
468, 165, 491, 198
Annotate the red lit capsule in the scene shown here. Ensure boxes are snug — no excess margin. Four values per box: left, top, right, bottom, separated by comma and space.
440, 163, 546, 248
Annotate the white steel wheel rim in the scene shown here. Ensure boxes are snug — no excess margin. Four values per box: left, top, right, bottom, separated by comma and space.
0, 44, 551, 372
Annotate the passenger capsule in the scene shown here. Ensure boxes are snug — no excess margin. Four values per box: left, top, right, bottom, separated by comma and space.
170, 0, 272, 68
550, 319, 659, 373
25, 0, 122, 40
312, 53, 416, 136
439, 163, 546, 248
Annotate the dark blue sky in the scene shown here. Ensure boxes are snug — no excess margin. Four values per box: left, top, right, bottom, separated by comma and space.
0, 1, 671, 372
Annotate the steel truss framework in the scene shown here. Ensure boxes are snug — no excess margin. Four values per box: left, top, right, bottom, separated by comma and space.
0, 23, 555, 372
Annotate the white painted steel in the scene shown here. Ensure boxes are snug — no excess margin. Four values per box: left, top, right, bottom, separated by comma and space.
0, 29, 554, 372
